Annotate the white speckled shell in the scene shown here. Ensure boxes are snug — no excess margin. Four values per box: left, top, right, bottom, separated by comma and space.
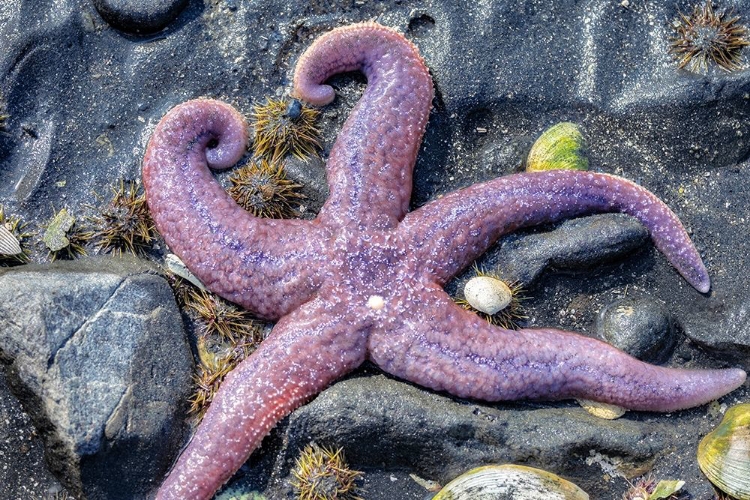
0, 224, 22, 255
433, 464, 589, 500
464, 276, 512, 315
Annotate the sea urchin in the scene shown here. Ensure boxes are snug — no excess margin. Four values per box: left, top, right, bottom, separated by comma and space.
291, 443, 363, 500
227, 159, 304, 218
251, 97, 321, 161
669, 0, 750, 72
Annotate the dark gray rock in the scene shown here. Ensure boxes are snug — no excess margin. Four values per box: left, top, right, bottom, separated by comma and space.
597, 296, 675, 363
228, 373, 724, 499
0, 257, 193, 500
490, 213, 649, 287
92, 0, 188, 34
0, 366, 69, 500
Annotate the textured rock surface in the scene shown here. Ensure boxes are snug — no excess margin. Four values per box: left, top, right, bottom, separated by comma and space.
597, 296, 675, 363
1, 1, 749, 499
0, 257, 192, 500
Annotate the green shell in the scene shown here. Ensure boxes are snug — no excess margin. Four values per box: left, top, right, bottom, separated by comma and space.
43, 208, 75, 252
433, 464, 589, 500
526, 122, 589, 172
697, 403, 750, 500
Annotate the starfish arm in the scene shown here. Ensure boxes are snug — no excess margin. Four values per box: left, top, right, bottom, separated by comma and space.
293, 22, 434, 230
369, 285, 746, 412
155, 296, 369, 500
397, 170, 711, 292
143, 98, 329, 319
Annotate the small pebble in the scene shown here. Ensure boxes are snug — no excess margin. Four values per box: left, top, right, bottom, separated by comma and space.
597, 297, 675, 362
92, 0, 188, 34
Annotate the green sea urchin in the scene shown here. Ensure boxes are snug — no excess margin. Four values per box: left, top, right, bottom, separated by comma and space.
251, 97, 320, 161
291, 443, 363, 500
89, 180, 156, 255
227, 159, 304, 218
669, 0, 750, 72
185, 288, 262, 343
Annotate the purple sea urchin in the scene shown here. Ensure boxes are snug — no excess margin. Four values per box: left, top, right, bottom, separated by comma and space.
227, 159, 304, 218
291, 443, 363, 500
669, 0, 750, 72
251, 97, 321, 161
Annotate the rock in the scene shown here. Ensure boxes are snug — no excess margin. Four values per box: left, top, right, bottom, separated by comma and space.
0, 257, 193, 500
231, 374, 682, 499
597, 297, 675, 363
0, 366, 68, 499
92, 0, 188, 34
491, 213, 649, 287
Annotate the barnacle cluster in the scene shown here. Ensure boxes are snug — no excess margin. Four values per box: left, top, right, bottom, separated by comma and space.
669, 0, 750, 72
88, 180, 156, 255
227, 159, 304, 218
291, 443, 363, 500
183, 288, 264, 420
251, 97, 320, 161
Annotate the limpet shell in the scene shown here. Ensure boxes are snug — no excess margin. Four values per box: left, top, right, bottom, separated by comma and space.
42, 208, 75, 252
464, 276, 512, 316
526, 122, 589, 172
433, 464, 589, 500
697, 402, 750, 500
0, 224, 22, 255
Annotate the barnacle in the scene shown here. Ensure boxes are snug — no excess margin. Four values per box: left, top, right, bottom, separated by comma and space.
89, 180, 156, 255
227, 159, 304, 218
291, 443, 363, 500
669, 0, 750, 73
251, 97, 320, 161
455, 267, 527, 330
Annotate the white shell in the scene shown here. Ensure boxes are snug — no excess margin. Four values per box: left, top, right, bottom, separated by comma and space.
433, 464, 589, 500
576, 399, 626, 420
464, 276, 512, 315
0, 224, 22, 255
164, 254, 207, 290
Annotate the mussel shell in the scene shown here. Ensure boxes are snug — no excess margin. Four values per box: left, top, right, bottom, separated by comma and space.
433, 464, 589, 500
697, 403, 750, 500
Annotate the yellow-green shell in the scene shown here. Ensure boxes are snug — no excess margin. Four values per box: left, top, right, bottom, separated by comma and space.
433, 464, 589, 500
697, 403, 750, 500
526, 122, 589, 172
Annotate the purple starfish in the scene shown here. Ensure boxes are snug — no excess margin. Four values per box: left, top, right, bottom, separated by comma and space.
143, 22, 746, 499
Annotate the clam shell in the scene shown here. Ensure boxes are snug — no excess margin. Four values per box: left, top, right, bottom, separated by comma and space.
433, 464, 589, 500
526, 122, 588, 172
0, 224, 22, 255
164, 253, 207, 290
464, 276, 512, 316
576, 398, 627, 420
697, 403, 750, 500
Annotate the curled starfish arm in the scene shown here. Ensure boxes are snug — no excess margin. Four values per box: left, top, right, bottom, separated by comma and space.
293, 23, 434, 230
369, 286, 746, 412
155, 296, 369, 500
398, 170, 711, 292
143, 98, 329, 319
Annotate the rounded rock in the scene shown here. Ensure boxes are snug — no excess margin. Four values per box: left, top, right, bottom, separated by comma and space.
597, 297, 675, 363
92, 0, 188, 34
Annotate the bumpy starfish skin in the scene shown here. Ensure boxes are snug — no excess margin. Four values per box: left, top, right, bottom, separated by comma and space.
143, 22, 746, 500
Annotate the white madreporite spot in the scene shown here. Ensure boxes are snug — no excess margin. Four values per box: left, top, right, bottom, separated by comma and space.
464, 276, 512, 316
366, 295, 385, 311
